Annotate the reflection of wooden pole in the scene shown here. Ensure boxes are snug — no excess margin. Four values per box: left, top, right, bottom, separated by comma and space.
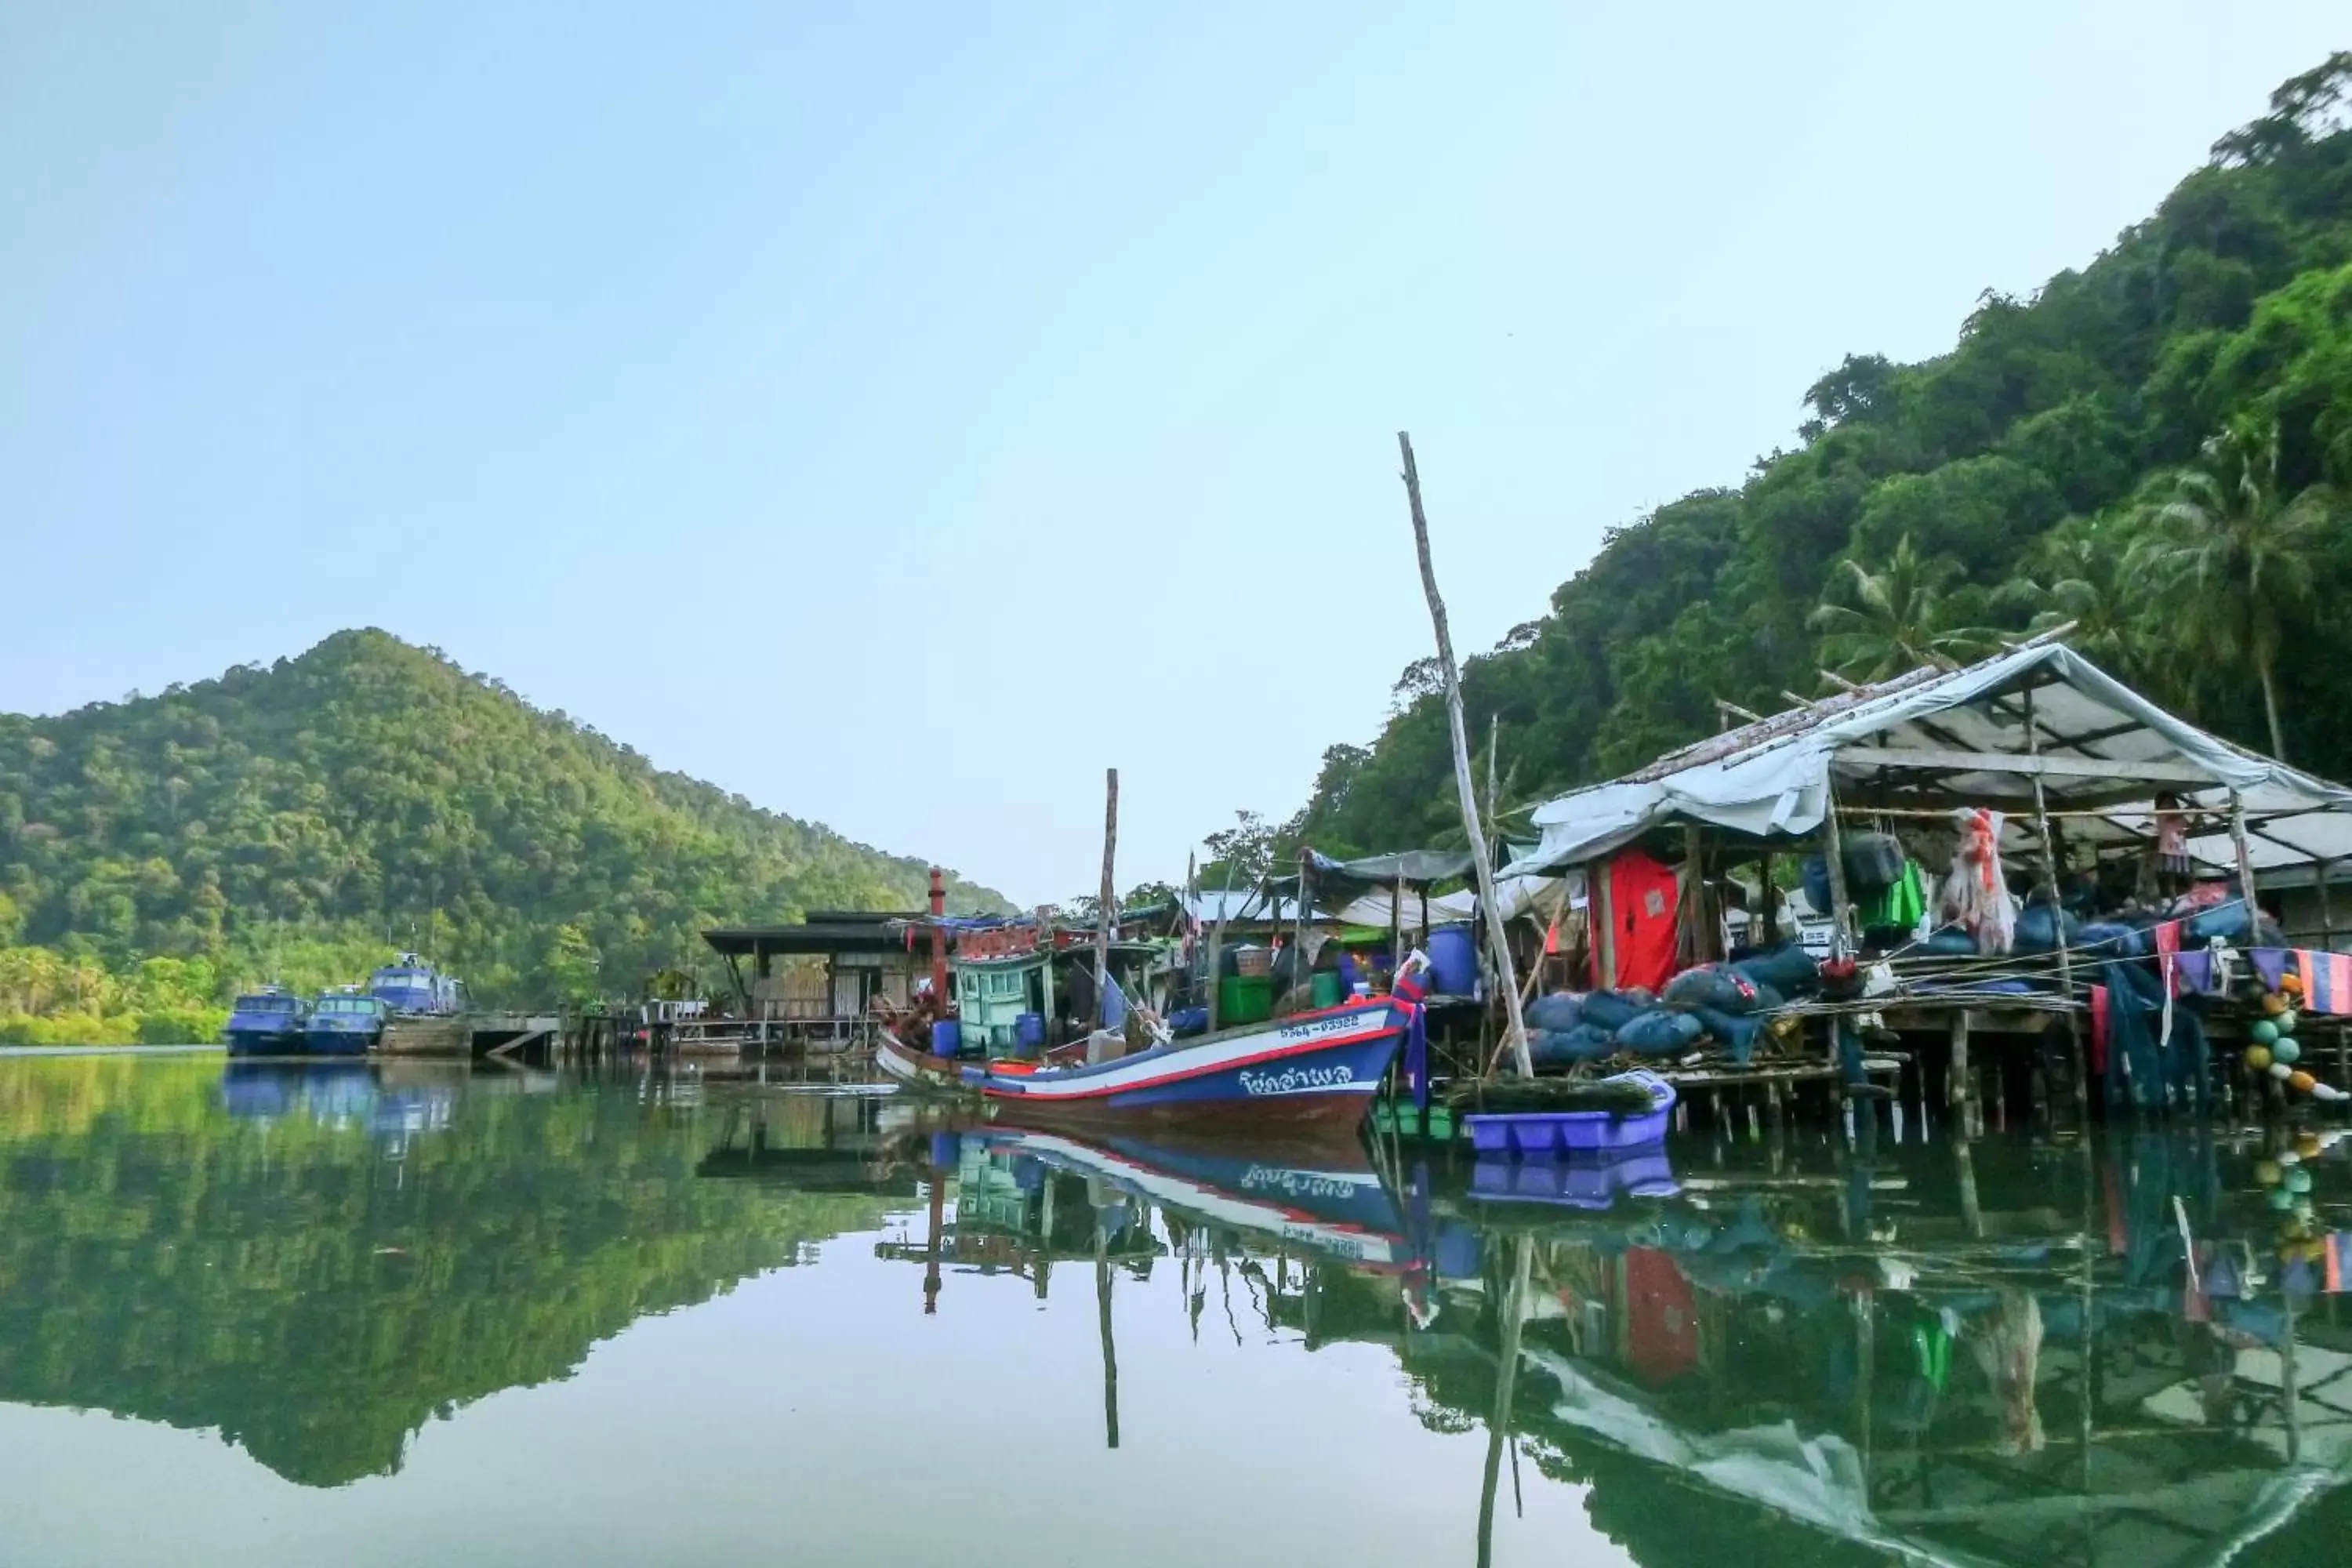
1096, 1221, 1120, 1450
1477, 1234, 1533, 1568
1400, 433, 1531, 1080
924, 1167, 946, 1316
1955, 1129, 1984, 1238
1949, 1008, 1973, 1120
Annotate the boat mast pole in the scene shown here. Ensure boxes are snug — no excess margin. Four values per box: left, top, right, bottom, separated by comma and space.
1399, 432, 1532, 1079
927, 866, 947, 1004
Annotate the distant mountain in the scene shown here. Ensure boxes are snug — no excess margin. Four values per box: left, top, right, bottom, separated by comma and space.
0, 628, 1004, 1005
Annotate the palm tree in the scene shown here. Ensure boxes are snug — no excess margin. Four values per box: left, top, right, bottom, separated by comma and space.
1810, 535, 1997, 682
2132, 416, 2343, 760
1995, 518, 2159, 682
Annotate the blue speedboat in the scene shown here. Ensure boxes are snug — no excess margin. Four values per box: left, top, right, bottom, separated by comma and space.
368, 953, 466, 1016
304, 990, 387, 1054
223, 988, 309, 1055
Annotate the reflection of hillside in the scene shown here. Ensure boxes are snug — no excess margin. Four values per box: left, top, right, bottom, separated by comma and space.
0, 1059, 895, 1487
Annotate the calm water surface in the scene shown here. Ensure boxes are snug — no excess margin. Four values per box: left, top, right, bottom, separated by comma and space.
0, 1054, 2347, 1566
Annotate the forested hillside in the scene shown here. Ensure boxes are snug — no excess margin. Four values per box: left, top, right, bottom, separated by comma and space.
0, 629, 1002, 1033
1291, 54, 2352, 860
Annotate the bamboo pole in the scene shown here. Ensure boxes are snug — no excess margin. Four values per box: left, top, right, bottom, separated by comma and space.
1399, 433, 1531, 1079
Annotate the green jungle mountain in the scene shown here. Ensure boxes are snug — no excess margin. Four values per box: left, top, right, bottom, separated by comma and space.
1274, 54, 2352, 866
0, 1057, 900, 1485
0, 628, 1005, 1036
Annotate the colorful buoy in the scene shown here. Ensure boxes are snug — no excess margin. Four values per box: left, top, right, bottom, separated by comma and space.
2270, 1061, 2296, 1081
2252, 1019, 2281, 1045
2246, 1045, 2274, 1072
2285, 1165, 2314, 1193
2275, 1037, 2303, 1065
2276, 1010, 2300, 1035
2256, 1159, 2284, 1185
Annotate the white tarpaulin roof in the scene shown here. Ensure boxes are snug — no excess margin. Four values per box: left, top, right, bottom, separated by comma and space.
1503, 642, 2352, 878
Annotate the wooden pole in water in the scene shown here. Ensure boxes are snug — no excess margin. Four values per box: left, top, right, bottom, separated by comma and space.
1399, 432, 1531, 1080
1094, 768, 1119, 1062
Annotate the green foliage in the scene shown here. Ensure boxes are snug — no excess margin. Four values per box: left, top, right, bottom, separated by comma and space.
0, 630, 1007, 1011
1273, 57, 2352, 858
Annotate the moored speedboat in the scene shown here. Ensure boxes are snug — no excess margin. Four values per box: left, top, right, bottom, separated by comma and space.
303, 990, 387, 1055
368, 953, 466, 1015
222, 988, 308, 1056
962, 996, 1411, 1135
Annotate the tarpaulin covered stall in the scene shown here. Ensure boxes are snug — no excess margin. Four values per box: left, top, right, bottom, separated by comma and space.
1502, 642, 2352, 885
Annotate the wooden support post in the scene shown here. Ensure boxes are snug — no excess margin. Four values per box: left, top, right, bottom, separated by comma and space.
1758, 852, 1777, 952
1592, 859, 1617, 989
1399, 432, 1530, 1078
1818, 784, 1855, 959
1092, 768, 1118, 1063
2228, 789, 2261, 929
1294, 851, 1313, 1011
1391, 870, 1406, 985
2025, 688, 2089, 1118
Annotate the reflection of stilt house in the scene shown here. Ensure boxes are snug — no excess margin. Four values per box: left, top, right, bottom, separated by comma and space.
702, 913, 925, 1050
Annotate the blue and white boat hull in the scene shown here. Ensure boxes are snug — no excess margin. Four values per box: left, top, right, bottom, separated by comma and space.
963, 1000, 1409, 1134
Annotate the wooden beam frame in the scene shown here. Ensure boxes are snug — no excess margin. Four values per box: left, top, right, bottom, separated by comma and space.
1835, 745, 2220, 786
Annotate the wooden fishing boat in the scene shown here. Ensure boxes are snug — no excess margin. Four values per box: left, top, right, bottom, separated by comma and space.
874, 1029, 968, 1093
960, 996, 1413, 1134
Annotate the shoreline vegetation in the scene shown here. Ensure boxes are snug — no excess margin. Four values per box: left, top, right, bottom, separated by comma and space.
0, 630, 1008, 1045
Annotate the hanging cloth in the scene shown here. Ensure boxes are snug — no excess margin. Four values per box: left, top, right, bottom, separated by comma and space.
1607, 850, 1681, 993
2297, 949, 2352, 1015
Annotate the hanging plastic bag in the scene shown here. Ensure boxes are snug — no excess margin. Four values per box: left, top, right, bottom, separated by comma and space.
1940, 808, 2016, 956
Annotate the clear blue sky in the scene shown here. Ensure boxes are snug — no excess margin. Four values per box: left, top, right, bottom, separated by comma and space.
4, 5, 2343, 906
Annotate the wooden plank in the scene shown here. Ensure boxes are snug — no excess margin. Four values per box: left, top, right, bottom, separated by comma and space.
1835, 745, 2220, 786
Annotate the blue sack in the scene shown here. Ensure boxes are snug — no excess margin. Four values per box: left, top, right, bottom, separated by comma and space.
1663, 965, 1751, 1014
1730, 943, 1820, 997
1801, 856, 1833, 922
1614, 1009, 1705, 1056
2014, 904, 2082, 953
1530, 1022, 1616, 1065
1578, 990, 1643, 1033
2078, 922, 2144, 957
1694, 1006, 1764, 1064
1526, 992, 1584, 1033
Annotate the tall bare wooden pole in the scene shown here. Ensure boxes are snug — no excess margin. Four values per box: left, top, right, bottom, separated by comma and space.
1095, 767, 1119, 1056
1400, 433, 1532, 1078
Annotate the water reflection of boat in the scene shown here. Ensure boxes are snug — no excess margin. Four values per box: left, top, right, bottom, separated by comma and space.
975, 1127, 1416, 1269
216, 1062, 457, 1141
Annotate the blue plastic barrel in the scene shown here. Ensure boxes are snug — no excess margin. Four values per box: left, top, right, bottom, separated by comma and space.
931, 1018, 963, 1058
1427, 924, 1478, 996
928, 1131, 962, 1170
1013, 1011, 1046, 1053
